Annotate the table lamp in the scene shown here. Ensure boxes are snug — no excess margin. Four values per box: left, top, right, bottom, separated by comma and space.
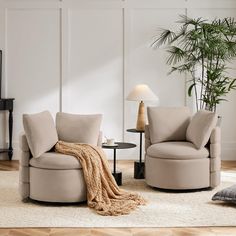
127, 84, 159, 131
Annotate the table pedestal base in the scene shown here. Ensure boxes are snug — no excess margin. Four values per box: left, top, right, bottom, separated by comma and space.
134, 161, 145, 179
112, 171, 122, 186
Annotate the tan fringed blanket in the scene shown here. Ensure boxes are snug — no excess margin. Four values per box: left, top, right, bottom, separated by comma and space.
55, 141, 146, 216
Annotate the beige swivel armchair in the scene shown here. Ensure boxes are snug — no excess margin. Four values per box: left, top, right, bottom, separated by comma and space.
145, 107, 221, 190
19, 112, 102, 203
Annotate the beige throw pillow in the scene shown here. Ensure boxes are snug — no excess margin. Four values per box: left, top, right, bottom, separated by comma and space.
23, 111, 58, 158
186, 109, 218, 149
56, 112, 102, 146
147, 107, 191, 144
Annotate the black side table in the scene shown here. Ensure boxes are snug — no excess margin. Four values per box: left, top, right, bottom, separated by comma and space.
0, 98, 14, 160
127, 129, 145, 179
102, 142, 136, 186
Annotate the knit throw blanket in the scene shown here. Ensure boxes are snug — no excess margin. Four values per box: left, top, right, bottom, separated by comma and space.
55, 141, 146, 216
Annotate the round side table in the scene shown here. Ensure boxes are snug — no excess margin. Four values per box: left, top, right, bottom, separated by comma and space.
102, 142, 136, 185
127, 129, 145, 179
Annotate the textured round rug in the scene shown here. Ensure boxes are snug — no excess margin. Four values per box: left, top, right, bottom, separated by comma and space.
0, 168, 236, 227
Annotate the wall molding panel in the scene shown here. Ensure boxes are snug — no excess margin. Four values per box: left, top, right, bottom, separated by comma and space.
0, 0, 235, 160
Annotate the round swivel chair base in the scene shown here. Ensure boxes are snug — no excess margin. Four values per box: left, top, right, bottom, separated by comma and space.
145, 155, 211, 190
29, 167, 87, 203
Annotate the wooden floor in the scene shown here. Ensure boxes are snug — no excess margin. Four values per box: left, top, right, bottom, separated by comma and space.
1, 227, 236, 236
0, 160, 236, 236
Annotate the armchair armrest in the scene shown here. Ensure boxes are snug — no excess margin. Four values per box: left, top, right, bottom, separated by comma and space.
19, 132, 30, 200
145, 125, 151, 151
19, 132, 29, 152
19, 133, 31, 166
209, 127, 221, 188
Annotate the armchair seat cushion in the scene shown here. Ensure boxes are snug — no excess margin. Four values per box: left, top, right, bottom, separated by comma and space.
147, 141, 209, 160
30, 152, 82, 170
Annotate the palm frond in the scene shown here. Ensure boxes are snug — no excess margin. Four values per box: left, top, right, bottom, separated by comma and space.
151, 15, 236, 111
151, 29, 176, 48
166, 46, 186, 65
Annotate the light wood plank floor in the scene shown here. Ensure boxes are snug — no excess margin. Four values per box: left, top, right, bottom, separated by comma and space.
0, 160, 235, 236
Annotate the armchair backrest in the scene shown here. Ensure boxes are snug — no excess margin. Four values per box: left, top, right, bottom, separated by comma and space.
145, 124, 220, 150
56, 112, 102, 146
147, 106, 191, 144
19, 130, 103, 159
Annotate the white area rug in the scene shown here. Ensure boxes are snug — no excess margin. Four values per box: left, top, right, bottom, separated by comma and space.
0, 169, 236, 227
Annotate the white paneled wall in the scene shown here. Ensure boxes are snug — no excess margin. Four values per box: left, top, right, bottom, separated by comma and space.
7, 8, 61, 128
0, 0, 235, 160
65, 8, 123, 140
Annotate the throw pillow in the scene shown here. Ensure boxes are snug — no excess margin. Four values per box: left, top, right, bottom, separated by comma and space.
186, 109, 217, 149
23, 110, 58, 158
147, 106, 191, 144
56, 112, 102, 146
212, 185, 236, 204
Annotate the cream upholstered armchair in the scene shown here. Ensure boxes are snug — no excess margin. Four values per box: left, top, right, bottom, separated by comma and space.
145, 107, 221, 190
19, 111, 102, 202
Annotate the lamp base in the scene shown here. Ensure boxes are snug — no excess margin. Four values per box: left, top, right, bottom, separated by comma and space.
136, 101, 145, 131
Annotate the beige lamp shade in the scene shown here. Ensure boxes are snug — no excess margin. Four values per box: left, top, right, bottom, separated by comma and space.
126, 84, 159, 102
127, 84, 158, 131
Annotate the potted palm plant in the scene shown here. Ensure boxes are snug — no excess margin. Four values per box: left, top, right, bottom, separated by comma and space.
152, 15, 236, 112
